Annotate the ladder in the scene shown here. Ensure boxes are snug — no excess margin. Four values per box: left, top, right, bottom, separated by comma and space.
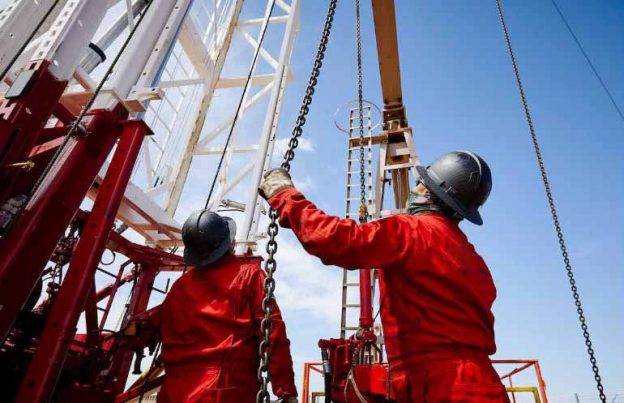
340, 105, 375, 338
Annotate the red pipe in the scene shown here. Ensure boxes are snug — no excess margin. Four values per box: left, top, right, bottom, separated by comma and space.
14, 119, 150, 403
359, 269, 373, 328
0, 109, 124, 343
109, 266, 157, 394
95, 268, 138, 302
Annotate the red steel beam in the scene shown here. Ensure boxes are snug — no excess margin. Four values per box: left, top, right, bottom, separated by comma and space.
107, 230, 184, 267
0, 108, 125, 343
533, 360, 549, 403
0, 60, 69, 202
84, 282, 100, 348
14, 119, 150, 403
95, 269, 138, 302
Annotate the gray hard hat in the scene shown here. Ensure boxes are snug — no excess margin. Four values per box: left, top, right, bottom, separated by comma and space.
182, 210, 236, 266
416, 151, 492, 225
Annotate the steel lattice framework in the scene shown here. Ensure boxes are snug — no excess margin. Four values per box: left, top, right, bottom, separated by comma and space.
0, 0, 300, 401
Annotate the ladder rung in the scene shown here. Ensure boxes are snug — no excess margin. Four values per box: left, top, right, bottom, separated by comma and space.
345, 282, 359, 286
345, 304, 360, 308
342, 326, 359, 331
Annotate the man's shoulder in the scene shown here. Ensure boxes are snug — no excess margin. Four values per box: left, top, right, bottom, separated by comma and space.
232, 255, 265, 280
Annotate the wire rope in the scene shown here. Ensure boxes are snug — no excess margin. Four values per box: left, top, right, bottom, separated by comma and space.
549, 0, 624, 124
495, 1, 607, 401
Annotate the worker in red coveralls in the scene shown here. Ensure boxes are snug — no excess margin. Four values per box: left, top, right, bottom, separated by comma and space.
259, 151, 510, 403
156, 210, 298, 403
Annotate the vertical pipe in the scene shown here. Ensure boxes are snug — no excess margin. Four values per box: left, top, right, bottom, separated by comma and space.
14, 119, 150, 403
358, 269, 373, 328
534, 361, 549, 403
509, 375, 517, 403
98, 261, 133, 329
109, 265, 157, 394
302, 363, 310, 403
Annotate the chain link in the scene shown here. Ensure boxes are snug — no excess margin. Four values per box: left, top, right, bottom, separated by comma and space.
355, 0, 367, 225
495, 1, 606, 401
256, 1, 338, 401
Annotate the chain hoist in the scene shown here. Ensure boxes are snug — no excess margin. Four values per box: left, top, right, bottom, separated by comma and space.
256, 1, 339, 402
495, 1, 606, 401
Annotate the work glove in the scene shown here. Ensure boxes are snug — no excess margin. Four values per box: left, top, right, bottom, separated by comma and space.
258, 168, 294, 200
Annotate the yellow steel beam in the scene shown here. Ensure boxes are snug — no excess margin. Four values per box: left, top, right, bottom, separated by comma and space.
507, 386, 542, 403
371, 0, 407, 128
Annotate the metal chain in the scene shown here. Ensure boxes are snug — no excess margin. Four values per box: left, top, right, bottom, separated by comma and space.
256, 1, 338, 402
355, 0, 367, 225
494, 1, 606, 402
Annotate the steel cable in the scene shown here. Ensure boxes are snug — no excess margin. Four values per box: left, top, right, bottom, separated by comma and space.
204, 0, 278, 209
495, 1, 607, 401
549, 0, 624, 124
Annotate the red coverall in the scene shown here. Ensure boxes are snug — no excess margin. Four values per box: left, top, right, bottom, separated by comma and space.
156, 254, 297, 403
269, 189, 510, 403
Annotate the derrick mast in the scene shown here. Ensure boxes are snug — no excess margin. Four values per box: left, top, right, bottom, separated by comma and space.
0, 0, 301, 401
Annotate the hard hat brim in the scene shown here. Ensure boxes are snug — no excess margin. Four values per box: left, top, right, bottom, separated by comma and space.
183, 216, 237, 267
416, 165, 483, 225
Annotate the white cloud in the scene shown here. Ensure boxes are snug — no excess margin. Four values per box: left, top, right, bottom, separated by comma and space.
293, 175, 314, 193
257, 233, 342, 324
274, 137, 316, 157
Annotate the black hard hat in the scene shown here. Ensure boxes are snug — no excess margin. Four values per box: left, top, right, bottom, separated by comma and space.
416, 151, 492, 225
182, 210, 236, 266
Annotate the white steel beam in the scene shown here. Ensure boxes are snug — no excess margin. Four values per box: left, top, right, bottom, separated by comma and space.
163, 0, 245, 215
81, 0, 146, 73
204, 0, 277, 211
30, 0, 110, 81
195, 82, 273, 150
104, 0, 192, 104
0, 0, 58, 75
238, 0, 300, 251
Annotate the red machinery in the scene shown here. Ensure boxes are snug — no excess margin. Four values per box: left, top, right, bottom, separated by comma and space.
0, 1, 187, 401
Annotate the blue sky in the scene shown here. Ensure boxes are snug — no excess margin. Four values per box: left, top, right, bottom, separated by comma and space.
261, 0, 623, 401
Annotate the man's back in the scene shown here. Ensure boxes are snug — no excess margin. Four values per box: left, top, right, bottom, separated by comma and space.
161, 255, 261, 370
378, 212, 497, 368
268, 189, 497, 363
158, 254, 296, 403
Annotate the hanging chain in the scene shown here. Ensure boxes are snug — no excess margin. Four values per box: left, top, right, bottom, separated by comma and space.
355, 0, 367, 225
256, 1, 338, 402
495, 1, 606, 402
